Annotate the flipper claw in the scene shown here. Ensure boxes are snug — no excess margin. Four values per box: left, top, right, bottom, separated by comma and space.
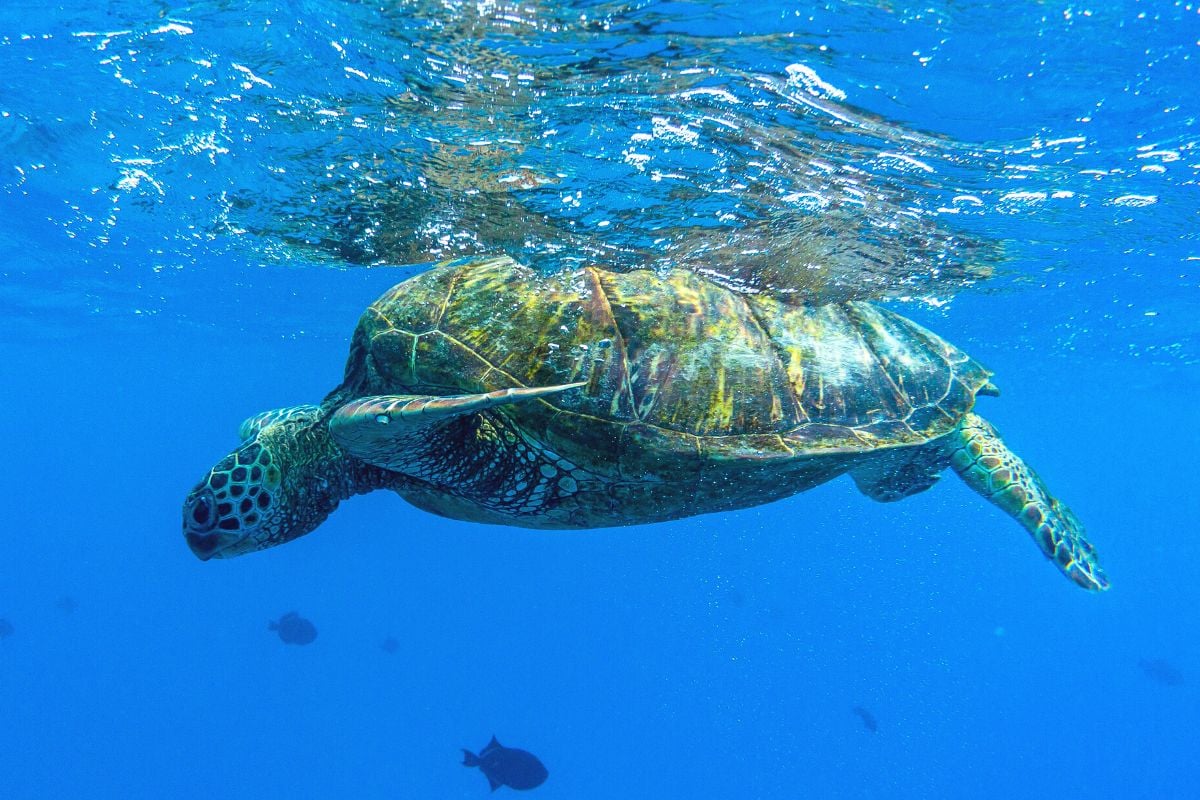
950, 413, 1108, 591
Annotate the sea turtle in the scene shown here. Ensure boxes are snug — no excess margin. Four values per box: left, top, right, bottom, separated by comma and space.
182, 255, 1106, 590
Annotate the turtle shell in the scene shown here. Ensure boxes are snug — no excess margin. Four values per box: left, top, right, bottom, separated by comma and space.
338, 255, 991, 481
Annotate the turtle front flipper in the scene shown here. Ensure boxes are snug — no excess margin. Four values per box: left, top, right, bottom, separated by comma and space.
949, 413, 1108, 591
329, 382, 585, 471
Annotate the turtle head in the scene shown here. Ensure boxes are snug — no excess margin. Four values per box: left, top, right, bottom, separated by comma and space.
182, 405, 344, 560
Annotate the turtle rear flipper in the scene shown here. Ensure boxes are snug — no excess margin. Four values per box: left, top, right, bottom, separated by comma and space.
949, 413, 1108, 591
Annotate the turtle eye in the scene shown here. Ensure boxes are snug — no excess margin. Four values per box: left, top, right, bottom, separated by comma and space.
187, 493, 216, 532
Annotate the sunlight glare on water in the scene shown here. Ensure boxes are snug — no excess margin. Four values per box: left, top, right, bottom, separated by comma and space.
0, 0, 1196, 349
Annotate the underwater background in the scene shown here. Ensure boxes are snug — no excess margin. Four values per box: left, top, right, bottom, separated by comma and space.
1, 1, 1197, 797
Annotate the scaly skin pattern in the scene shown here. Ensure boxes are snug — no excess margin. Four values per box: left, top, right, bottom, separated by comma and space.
372, 411, 596, 520
326, 384, 593, 521
238, 405, 321, 442
948, 413, 1108, 591
183, 406, 404, 558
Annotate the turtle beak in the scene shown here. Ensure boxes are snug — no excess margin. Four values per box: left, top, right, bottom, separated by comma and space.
185, 529, 242, 560
184, 528, 243, 560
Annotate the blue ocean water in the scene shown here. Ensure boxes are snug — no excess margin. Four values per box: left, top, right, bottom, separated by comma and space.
1, 1, 1198, 798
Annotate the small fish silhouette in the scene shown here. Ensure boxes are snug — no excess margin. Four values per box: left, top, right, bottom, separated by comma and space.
462, 735, 548, 792
55, 596, 78, 615
0, 618, 12, 639
380, 636, 400, 654
852, 706, 878, 732
268, 612, 317, 645
1139, 658, 1185, 687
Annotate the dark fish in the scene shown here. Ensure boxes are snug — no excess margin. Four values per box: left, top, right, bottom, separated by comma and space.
1139, 658, 1185, 687
0, 618, 12, 639
852, 706, 878, 732
380, 636, 400, 654
55, 596, 78, 615
268, 611, 317, 645
462, 736, 548, 792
